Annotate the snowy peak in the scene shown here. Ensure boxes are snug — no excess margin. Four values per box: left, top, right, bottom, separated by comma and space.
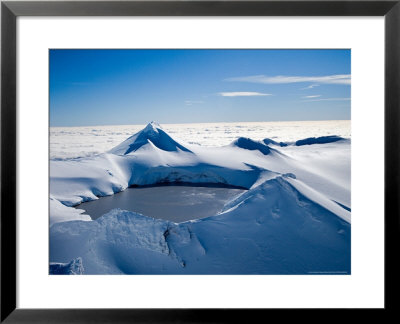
142, 121, 162, 134
109, 122, 192, 155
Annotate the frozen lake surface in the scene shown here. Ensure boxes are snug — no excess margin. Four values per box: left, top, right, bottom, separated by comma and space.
76, 184, 246, 223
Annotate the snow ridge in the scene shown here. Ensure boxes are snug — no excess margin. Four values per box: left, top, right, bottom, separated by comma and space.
295, 135, 346, 146
232, 137, 271, 155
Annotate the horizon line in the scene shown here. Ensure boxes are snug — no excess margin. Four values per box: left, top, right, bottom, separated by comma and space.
50, 119, 351, 128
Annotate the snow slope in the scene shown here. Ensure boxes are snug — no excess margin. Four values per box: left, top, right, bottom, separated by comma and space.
49, 122, 351, 274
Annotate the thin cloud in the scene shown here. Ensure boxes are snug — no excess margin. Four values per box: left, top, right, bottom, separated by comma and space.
226, 74, 351, 85
302, 95, 321, 99
218, 91, 272, 97
303, 97, 351, 102
185, 100, 204, 106
301, 84, 320, 90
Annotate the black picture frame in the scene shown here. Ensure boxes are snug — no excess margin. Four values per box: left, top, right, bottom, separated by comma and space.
1, 0, 399, 322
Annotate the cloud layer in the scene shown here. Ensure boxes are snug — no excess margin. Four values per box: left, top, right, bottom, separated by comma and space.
226, 74, 351, 85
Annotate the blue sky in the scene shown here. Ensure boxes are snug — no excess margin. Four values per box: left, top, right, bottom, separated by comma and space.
50, 49, 350, 127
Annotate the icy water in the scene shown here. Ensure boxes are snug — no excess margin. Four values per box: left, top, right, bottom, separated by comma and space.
76, 184, 246, 223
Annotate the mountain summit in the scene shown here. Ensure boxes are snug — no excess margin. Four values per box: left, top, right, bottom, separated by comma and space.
109, 122, 192, 155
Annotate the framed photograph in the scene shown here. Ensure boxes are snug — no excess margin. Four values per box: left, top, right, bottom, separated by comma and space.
1, 0, 399, 322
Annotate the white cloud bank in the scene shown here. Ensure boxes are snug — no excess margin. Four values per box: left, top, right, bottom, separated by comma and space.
303, 95, 321, 99
218, 92, 272, 97
226, 74, 351, 85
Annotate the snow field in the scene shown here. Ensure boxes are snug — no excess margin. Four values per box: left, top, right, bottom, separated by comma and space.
50, 122, 351, 274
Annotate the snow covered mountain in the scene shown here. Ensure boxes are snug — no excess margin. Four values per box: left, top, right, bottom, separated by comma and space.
109, 121, 192, 155
49, 122, 351, 274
